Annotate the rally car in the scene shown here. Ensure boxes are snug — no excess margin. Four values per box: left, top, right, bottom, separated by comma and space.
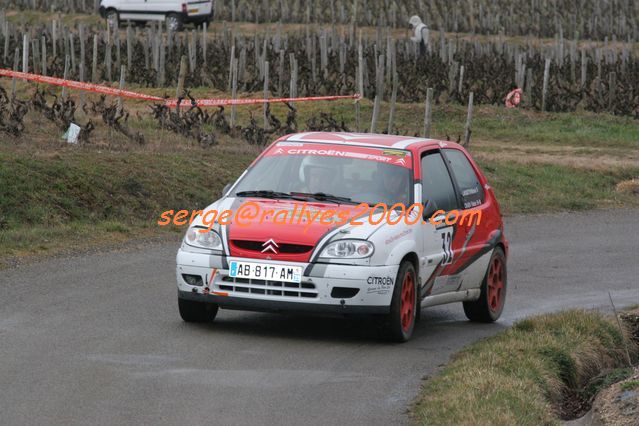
176, 132, 508, 341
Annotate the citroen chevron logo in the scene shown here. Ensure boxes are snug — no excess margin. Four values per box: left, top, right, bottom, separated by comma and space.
395, 158, 407, 166
261, 238, 279, 254
274, 148, 285, 154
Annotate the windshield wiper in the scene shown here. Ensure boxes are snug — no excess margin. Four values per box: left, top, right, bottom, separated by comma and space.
290, 192, 360, 205
234, 190, 307, 201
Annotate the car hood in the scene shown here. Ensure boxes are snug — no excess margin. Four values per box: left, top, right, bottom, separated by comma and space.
194, 197, 378, 262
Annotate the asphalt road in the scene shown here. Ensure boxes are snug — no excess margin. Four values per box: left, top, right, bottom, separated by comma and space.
1, 209, 638, 425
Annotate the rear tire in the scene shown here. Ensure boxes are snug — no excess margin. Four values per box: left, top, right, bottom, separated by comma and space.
178, 298, 218, 323
166, 13, 184, 32
380, 261, 417, 342
463, 247, 507, 322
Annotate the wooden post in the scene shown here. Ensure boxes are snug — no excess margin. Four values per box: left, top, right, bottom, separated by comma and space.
277, 49, 284, 96
370, 95, 380, 133
176, 55, 188, 99
126, 24, 133, 68
202, 22, 207, 65
580, 49, 587, 88
105, 42, 112, 81
62, 55, 70, 99
263, 60, 269, 128
92, 34, 98, 82
31, 39, 39, 75
22, 33, 29, 73
423, 87, 433, 137
158, 36, 165, 86
458, 65, 464, 96
525, 68, 533, 106
11, 48, 19, 98
370, 53, 384, 133
227, 45, 235, 92
3, 20, 8, 62
79, 24, 86, 80
355, 66, 360, 132
541, 58, 551, 112
69, 32, 76, 75
116, 65, 126, 115
41, 36, 47, 76
387, 71, 398, 134
357, 37, 364, 97
463, 92, 474, 147
608, 72, 616, 113
52, 19, 57, 58
230, 57, 238, 128
79, 61, 85, 111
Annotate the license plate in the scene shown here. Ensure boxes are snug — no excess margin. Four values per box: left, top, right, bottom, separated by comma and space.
229, 261, 302, 283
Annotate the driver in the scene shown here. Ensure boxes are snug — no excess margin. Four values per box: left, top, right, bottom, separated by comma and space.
379, 165, 410, 206
298, 156, 338, 194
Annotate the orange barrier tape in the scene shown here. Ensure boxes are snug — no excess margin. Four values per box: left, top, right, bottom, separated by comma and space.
0, 68, 360, 107
0, 68, 165, 102
165, 94, 361, 107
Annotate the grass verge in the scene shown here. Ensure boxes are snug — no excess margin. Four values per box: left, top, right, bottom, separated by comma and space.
411, 309, 639, 425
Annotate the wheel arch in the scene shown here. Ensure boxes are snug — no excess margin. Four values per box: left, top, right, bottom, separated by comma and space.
399, 252, 419, 277
495, 241, 507, 258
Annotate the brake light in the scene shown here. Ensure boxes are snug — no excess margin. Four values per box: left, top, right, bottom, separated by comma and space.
182, 3, 187, 13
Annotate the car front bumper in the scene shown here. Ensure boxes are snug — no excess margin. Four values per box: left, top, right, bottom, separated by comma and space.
176, 248, 399, 314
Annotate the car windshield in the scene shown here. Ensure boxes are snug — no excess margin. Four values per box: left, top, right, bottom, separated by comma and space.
231, 147, 413, 206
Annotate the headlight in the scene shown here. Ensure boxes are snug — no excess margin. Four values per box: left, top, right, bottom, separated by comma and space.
185, 227, 223, 251
319, 240, 374, 259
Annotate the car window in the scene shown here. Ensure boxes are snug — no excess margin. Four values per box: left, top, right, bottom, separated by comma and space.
420, 151, 458, 211
443, 149, 485, 209
230, 151, 412, 206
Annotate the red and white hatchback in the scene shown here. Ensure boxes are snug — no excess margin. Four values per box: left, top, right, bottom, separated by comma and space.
176, 132, 508, 341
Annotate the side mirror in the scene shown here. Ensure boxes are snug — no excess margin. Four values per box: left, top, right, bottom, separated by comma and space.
222, 183, 232, 197
423, 199, 439, 219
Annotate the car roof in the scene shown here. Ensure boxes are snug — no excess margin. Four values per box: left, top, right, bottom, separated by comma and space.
283, 132, 445, 151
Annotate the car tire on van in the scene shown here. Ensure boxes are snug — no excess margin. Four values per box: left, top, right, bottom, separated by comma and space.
166, 13, 184, 32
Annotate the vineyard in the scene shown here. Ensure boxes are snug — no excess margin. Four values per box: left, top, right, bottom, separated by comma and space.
0, 1, 636, 147
4, 0, 639, 40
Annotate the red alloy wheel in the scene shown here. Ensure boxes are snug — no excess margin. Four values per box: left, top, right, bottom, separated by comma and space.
487, 257, 505, 312
400, 272, 415, 332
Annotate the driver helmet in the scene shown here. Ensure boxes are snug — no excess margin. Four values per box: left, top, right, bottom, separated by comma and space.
299, 155, 340, 185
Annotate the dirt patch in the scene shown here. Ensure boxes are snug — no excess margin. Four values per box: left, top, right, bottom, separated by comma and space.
473, 144, 639, 170
616, 179, 639, 195
591, 367, 639, 425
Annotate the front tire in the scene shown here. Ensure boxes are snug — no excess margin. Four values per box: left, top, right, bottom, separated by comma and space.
463, 247, 507, 322
380, 261, 418, 342
178, 298, 218, 323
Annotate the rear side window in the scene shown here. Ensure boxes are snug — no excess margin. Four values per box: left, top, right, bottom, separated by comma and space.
420, 152, 458, 211
444, 149, 485, 208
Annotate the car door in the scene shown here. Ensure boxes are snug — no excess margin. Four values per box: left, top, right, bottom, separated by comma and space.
418, 149, 462, 297
143, 0, 176, 18
117, 0, 147, 21
441, 148, 495, 290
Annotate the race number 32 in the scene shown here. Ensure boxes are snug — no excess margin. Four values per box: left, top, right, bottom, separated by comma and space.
441, 229, 453, 265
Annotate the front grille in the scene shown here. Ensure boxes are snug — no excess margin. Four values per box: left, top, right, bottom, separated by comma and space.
231, 240, 313, 254
220, 275, 317, 298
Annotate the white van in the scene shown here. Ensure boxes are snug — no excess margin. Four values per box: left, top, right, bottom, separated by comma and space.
99, 0, 214, 31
